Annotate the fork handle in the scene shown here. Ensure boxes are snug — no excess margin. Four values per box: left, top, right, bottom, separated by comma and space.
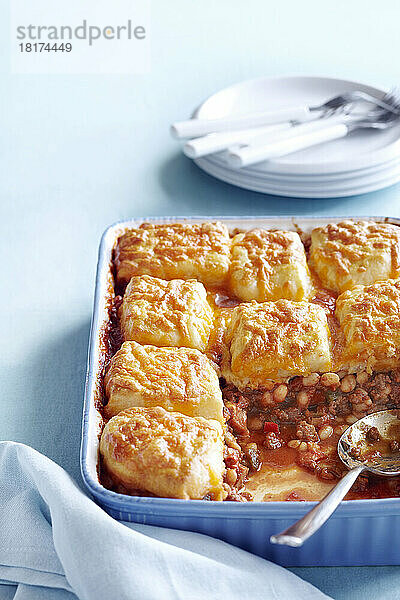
170, 106, 311, 139
270, 465, 365, 547
227, 121, 349, 168
183, 123, 292, 159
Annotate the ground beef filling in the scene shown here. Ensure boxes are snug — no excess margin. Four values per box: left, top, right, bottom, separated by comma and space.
221, 369, 400, 501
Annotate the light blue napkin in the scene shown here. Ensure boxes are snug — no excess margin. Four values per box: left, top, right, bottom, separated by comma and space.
0, 441, 331, 600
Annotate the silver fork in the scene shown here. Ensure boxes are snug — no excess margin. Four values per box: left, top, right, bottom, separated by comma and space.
346, 88, 400, 116
308, 92, 360, 117
227, 104, 400, 168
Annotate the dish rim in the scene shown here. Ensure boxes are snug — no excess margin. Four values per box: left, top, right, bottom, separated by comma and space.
80, 214, 400, 518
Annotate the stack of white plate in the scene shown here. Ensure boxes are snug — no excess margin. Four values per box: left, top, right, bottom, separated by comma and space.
192, 76, 400, 198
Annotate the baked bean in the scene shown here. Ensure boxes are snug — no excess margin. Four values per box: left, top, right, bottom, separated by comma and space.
273, 384, 288, 403
356, 371, 369, 385
224, 432, 241, 451
225, 468, 238, 486
340, 374, 356, 393
287, 439, 301, 448
296, 390, 309, 408
260, 391, 273, 408
319, 425, 333, 440
302, 373, 320, 386
320, 373, 340, 388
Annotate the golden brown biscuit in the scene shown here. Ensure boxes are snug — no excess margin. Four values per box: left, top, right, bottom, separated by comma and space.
336, 278, 400, 372
223, 300, 332, 388
100, 406, 225, 500
104, 341, 224, 423
309, 220, 400, 293
119, 275, 213, 352
115, 222, 231, 286
229, 229, 313, 302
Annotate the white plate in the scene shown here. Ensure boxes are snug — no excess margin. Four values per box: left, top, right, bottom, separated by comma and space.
205, 152, 400, 184
201, 154, 400, 189
197, 157, 400, 191
196, 156, 400, 198
198, 165, 400, 194
194, 76, 400, 176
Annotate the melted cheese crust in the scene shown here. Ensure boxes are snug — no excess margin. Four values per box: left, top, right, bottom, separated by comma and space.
100, 407, 225, 500
229, 229, 313, 302
115, 222, 231, 286
309, 220, 400, 293
119, 275, 213, 352
104, 341, 224, 423
223, 300, 332, 387
336, 278, 400, 371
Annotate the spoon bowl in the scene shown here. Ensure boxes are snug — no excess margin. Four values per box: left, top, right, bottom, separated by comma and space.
338, 409, 400, 476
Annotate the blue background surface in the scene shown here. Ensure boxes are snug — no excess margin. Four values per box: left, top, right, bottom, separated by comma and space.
1, 1, 400, 598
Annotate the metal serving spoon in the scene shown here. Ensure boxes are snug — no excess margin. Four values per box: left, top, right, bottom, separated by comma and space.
270, 410, 400, 547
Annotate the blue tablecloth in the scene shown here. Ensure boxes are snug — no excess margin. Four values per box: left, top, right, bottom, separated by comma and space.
2, 1, 400, 597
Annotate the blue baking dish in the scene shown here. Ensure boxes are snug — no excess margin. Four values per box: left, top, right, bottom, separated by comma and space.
81, 215, 400, 567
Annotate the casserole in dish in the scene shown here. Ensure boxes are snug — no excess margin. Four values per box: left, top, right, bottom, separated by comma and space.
81, 216, 400, 566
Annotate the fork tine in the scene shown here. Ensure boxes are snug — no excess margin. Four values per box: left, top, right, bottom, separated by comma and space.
381, 88, 400, 112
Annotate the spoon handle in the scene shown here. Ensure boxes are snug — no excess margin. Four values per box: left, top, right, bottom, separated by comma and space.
270, 465, 365, 547
227, 122, 349, 168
